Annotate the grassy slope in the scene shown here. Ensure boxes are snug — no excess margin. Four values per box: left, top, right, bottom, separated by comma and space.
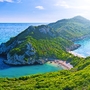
48, 16, 90, 40
0, 57, 90, 90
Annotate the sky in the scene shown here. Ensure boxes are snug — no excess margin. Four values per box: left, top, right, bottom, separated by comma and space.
0, 0, 90, 22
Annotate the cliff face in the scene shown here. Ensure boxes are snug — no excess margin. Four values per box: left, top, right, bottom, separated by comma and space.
3, 42, 47, 65
4, 43, 37, 65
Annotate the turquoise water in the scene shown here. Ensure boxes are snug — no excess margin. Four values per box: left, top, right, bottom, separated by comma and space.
0, 57, 63, 78
0, 23, 63, 78
73, 38, 90, 57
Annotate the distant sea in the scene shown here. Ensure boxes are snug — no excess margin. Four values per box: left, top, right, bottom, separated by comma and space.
0, 23, 63, 78
73, 38, 90, 57
0, 23, 46, 44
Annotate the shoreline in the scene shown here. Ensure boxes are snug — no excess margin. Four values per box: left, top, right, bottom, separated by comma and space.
68, 51, 85, 58
47, 60, 73, 70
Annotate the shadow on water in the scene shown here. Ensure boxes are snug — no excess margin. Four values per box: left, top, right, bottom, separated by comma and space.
0, 57, 11, 70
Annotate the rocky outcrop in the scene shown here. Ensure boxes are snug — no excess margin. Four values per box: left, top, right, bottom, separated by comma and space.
25, 43, 35, 56
3, 43, 48, 66
4, 53, 25, 65
4, 53, 47, 66
66, 35, 90, 51
39, 26, 51, 34
66, 44, 81, 51
0, 40, 17, 54
0, 43, 7, 54
38, 25, 55, 37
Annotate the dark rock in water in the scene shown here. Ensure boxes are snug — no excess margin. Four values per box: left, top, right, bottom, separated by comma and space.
66, 44, 81, 51
0, 57, 10, 70
0, 40, 17, 54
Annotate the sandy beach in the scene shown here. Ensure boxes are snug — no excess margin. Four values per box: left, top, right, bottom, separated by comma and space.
68, 51, 85, 58
47, 60, 73, 70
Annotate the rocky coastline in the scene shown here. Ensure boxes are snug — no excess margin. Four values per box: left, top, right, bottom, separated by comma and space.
66, 44, 81, 51
0, 36, 86, 66
0, 42, 49, 66
66, 35, 90, 52
0, 29, 90, 66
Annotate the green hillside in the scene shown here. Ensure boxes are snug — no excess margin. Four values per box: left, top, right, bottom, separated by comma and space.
2, 16, 90, 66
0, 56, 90, 90
1, 16, 90, 89
48, 16, 90, 40
0, 25, 74, 65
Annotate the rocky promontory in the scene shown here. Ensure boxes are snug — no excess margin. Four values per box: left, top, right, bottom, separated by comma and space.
0, 25, 73, 66
0, 25, 51, 65
1, 16, 90, 66
66, 44, 81, 51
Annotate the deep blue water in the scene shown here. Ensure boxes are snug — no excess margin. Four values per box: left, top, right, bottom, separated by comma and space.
73, 38, 90, 57
0, 23, 63, 78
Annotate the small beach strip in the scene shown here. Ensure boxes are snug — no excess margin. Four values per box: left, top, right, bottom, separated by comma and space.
47, 60, 73, 70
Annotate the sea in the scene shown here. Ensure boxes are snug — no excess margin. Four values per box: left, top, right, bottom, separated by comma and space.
73, 38, 90, 57
0, 23, 63, 78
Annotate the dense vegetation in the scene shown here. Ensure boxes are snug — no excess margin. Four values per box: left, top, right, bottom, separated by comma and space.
0, 56, 90, 90
10, 36, 73, 60
4, 24, 74, 63
1, 16, 90, 89
48, 16, 90, 40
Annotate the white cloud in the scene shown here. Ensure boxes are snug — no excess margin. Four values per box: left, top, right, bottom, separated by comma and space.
0, 0, 3, 2
35, 6, 44, 10
54, 0, 90, 10
17, 0, 21, 3
54, 1, 70, 8
60, 1, 70, 8
0, 0, 13, 2
0, 0, 21, 3
5, 0, 13, 2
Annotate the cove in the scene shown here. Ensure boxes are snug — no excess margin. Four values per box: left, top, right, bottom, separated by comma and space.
0, 57, 63, 78
0, 23, 63, 78
73, 38, 90, 57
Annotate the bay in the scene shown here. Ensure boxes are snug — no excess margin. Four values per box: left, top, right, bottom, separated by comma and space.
0, 57, 63, 78
0, 23, 63, 78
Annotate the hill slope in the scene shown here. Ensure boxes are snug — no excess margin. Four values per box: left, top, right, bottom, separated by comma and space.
48, 16, 90, 41
0, 16, 90, 66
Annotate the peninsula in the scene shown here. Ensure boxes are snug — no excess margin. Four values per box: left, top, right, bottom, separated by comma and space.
0, 16, 90, 66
